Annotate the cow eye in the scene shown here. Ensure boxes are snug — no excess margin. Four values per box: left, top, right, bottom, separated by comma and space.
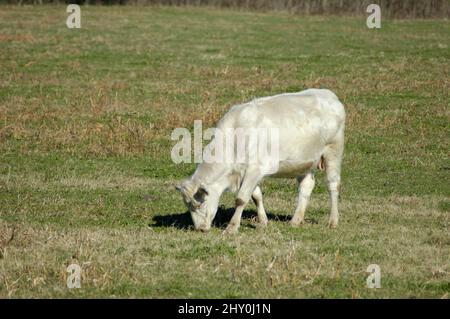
194, 191, 207, 204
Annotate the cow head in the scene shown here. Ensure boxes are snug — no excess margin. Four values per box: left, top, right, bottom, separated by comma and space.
176, 179, 219, 232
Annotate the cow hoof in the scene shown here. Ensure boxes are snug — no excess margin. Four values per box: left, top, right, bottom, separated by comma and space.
222, 226, 239, 235
257, 220, 268, 228
328, 222, 338, 229
289, 220, 303, 228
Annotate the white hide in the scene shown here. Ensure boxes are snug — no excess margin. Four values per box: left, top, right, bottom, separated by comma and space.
177, 89, 346, 233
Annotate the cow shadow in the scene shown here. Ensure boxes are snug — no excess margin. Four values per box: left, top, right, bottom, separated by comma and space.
151, 205, 297, 230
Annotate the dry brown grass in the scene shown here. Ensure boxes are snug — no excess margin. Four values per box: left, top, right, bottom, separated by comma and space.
0, 189, 448, 298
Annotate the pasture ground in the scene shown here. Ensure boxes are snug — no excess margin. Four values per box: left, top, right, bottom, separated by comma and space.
0, 6, 449, 298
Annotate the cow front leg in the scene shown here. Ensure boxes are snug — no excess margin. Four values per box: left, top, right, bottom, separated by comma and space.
223, 168, 262, 235
290, 173, 315, 227
252, 186, 268, 227
223, 202, 245, 235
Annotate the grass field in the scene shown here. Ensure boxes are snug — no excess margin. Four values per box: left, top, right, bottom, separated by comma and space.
0, 5, 449, 298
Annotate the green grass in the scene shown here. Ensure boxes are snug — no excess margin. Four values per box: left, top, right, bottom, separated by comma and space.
0, 5, 449, 298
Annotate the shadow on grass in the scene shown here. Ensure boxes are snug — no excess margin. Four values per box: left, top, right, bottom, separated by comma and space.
151, 206, 322, 230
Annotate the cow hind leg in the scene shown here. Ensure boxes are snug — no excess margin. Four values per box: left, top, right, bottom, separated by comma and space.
323, 139, 344, 228
252, 186, 268, 227
290, 172, 315, 227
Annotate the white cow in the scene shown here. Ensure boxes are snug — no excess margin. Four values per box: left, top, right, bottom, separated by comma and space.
176, 89, 346, 234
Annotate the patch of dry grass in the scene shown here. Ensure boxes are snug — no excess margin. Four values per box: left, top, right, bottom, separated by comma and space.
1, 170, 449, 298
0, 191, 448, 298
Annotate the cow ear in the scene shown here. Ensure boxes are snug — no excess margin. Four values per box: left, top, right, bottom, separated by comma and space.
176, 180, 199, 205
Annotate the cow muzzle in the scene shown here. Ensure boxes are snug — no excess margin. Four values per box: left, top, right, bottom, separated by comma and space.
195, 224, 210, 232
